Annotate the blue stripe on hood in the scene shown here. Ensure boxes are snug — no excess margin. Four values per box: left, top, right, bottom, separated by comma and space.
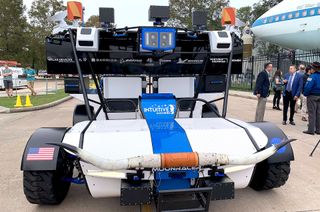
146, 119, 192, 154
141, 93, 193, 154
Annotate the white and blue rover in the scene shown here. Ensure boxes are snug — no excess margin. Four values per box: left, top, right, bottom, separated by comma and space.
21, 6, 294, 211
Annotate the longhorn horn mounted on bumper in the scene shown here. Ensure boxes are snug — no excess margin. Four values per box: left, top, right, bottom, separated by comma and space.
48, 139, 296, 170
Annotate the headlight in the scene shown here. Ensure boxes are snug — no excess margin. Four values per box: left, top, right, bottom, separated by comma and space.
141, 28, 176, 51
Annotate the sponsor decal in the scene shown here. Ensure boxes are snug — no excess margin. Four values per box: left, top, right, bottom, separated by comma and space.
141, 94, 192, 153
152, 167, 200, 172
47, 57, 144, 64
210, 58, 228, 63
143, 104, 175, 115
47, 57, 74, 63
120, 59, 143, 64
177, 58, 204, 64
159, 59, 172, 64
210, 58, 242, 63
148, 121, 175, 130
26, 147, 55, 161
92, 58, 117, 63
48, 57, 242, 65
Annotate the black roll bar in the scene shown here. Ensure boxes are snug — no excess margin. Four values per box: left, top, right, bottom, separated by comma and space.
86, 52, 109, 120
222, 35, 234, 118
69, 29, 94, 121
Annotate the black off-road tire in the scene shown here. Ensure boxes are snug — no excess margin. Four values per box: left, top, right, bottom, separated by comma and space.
23, 151, 74, 205
249, 161, 291, 191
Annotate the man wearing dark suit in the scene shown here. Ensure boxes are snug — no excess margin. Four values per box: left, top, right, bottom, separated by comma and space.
303, 62, 320, 135
254, 62, 272, 122
282, 65, 303, 125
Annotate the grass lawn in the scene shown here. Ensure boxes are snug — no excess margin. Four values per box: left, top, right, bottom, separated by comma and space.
0, 89, 69, 109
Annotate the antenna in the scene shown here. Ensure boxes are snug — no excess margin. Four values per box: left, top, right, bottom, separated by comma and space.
48, 11, 69, 34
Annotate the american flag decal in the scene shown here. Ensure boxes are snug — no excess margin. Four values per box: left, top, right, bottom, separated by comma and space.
26, 147, 55, 161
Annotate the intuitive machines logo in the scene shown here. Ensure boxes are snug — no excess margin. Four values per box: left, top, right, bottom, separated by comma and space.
143, 104, 175, 115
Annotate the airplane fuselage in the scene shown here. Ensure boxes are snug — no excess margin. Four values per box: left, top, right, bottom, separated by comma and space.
251, 1, 320, 50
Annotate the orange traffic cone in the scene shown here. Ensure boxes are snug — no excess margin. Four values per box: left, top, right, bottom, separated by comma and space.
14, 95, 23, 108
24, 95, 33, 107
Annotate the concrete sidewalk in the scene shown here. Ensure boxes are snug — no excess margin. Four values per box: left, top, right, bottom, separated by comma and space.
230, 90, 280, 105
1, 96, 319, 212
0, 106, 7, 113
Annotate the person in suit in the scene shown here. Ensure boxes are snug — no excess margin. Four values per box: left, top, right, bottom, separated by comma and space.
254, 62, 273, 122
282, 65, 303, 125
303, 62, 320, 135
301, 65, 312, 121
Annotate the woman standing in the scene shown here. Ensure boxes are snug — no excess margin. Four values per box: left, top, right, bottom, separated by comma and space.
272, 69, 283, 110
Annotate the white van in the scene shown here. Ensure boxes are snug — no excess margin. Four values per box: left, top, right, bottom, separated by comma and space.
0, 66, 28, 89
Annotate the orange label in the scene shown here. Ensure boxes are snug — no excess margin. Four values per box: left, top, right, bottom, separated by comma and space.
67, 1, 83, 21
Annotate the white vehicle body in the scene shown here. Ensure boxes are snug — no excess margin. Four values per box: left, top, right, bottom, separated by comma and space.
251, 0, 320, 50
21, 20, 294, 210
66, 77, 270, 198
63, 117, 268, 198
0, 66, 27, 89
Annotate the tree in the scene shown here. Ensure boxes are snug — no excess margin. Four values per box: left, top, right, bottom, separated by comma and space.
169, 0, 229, 30
166, 18, 186, 28
0, 0, 28, 63
237, 6, 252, 24
28, 0, 66, 69
86, 15, 101, 28
251, 0, 283, 55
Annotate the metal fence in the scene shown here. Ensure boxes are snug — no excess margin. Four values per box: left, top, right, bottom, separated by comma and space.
231, 50, 320, 91
0, 78, 64, 97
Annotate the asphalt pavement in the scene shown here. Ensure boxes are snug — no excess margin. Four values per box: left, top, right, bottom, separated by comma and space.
0, 96, 319, 212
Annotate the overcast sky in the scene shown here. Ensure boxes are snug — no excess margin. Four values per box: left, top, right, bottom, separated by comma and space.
23, 0, 258, 27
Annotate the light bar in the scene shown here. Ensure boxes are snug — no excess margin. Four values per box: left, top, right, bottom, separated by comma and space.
76, 27, 99, 52
208, 31, 232, 53
141, 28, 176, 51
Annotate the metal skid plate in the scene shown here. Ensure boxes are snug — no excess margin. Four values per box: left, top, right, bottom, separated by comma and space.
204, 176, 235, 201
156, 187, 212, 212
120, 180, 152, 206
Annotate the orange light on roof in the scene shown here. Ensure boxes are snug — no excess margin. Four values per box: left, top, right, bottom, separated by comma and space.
67, 1, 83, 21
221, 7, 236, 26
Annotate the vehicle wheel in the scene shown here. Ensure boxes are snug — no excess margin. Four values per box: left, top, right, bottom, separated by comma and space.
23, 150, 74, 205
249, 161, 290, 191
